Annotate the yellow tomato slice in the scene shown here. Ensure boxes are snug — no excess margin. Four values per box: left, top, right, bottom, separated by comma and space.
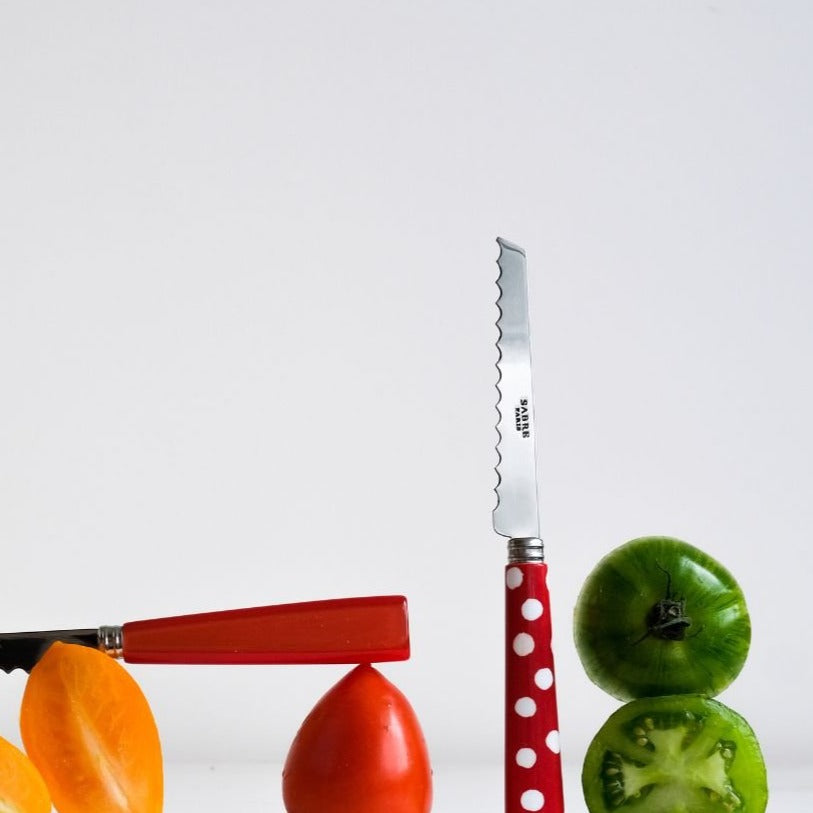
20, 641, 162, 813
0, 735, 51, 813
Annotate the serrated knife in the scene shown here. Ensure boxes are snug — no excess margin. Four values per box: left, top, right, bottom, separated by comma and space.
0, 595, 409, 673
495, 238, 564, 813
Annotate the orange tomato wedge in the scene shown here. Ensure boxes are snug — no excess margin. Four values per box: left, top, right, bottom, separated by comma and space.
0, 734, 51, 813
20, 641, 163, 813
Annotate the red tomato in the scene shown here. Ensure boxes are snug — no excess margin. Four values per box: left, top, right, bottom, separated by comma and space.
282, 664, 432, 813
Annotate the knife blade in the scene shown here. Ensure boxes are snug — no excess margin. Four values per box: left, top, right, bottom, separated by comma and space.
495, 238, 564, 813
0, 595, 410, 673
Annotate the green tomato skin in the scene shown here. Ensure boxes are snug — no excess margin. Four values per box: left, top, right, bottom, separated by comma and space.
574, 537, 751, 701
582, 695, 768, 813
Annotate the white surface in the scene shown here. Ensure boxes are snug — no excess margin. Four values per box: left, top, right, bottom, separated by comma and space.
1, 0, 812, 780
164, 762, 811, 811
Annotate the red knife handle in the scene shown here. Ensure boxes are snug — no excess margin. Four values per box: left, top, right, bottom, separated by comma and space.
120, 595, 410, 665
506, 560, 564, 813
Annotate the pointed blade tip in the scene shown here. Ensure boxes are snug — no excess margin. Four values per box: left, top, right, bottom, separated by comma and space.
497, 237, 526, 258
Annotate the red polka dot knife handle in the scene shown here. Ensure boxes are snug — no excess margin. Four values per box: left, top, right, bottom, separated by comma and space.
506, 562, 563, 813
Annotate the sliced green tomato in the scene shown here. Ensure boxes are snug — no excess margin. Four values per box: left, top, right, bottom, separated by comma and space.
582, 696, 768, 813
574, 536, 751, 700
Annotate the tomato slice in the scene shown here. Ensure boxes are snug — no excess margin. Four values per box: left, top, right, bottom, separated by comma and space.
574, 536, 751, 700
582, 695, 767, 813
20, 641, 163, 813
0, 735, 51, 813
282, 664, 432, 813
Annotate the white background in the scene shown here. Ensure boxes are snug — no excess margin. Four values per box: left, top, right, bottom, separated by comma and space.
2, 1, 812, 808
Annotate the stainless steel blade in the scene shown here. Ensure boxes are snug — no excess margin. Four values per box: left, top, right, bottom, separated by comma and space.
494, 237, 541, 540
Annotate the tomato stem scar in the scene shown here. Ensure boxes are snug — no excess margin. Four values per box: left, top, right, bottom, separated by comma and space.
633, 563, 693, 644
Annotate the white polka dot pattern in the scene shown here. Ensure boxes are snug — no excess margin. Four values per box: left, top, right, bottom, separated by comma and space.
521, 598, 544, 620
534, 668, 554, 691
513, 633, 535, 656
506, 567, 524, 589
520, 789, 545, 811
516, 748, 537, 768
545, 730, 560, 754
506, 562, 563, 813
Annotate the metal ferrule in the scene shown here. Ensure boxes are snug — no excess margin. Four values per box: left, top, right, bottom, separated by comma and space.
508, 537, 545, 563
97, 625, 124, 659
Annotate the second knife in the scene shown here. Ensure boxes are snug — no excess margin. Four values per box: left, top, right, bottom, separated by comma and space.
495, 238, 564, 813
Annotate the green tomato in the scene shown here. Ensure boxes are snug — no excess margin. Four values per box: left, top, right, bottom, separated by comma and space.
582, 695, 767, 813
574, 536, 751, 700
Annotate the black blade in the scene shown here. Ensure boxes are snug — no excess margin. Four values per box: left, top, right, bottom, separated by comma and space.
0, 630, 98, 674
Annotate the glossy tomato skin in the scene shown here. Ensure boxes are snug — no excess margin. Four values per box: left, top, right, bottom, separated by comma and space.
0, 734, 51, 813
283, 664, 432, 813
20, 641, 163, 813
582, 695, 768, 813
574, 536, 751, 700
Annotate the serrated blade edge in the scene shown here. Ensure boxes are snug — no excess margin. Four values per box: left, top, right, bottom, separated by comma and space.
494, 237, 541, 539
0, 630, 99, 673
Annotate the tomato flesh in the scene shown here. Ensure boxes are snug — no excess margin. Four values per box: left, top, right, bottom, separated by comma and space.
20, 641, 163, 813
0, 735, 51, 813
574, 536, 751, 700
582, 696, 767, 813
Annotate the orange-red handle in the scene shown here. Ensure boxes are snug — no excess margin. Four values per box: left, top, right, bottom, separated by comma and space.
121, 595, 410, 665
506, 563, 564, 813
